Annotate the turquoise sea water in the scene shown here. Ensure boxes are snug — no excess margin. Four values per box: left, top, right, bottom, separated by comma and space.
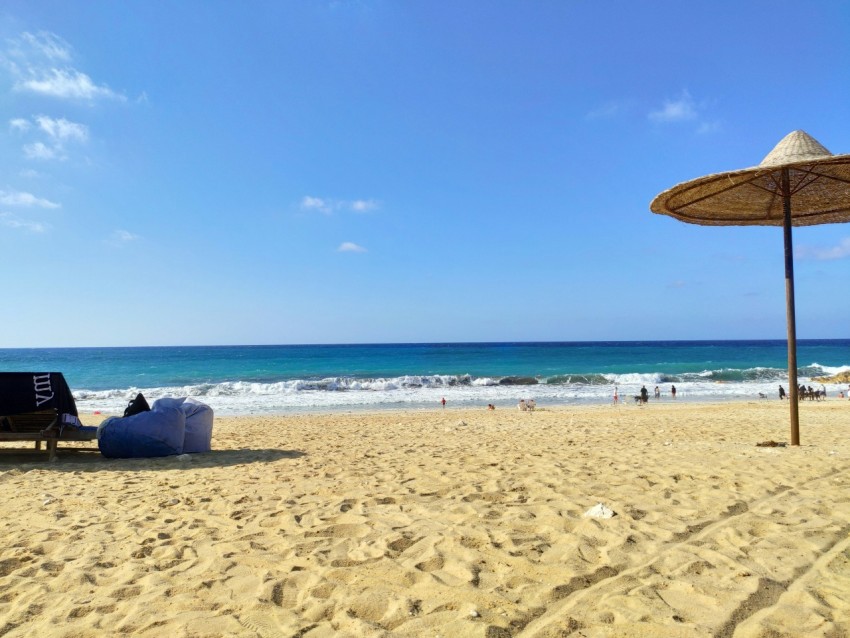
0, 340, 847, 415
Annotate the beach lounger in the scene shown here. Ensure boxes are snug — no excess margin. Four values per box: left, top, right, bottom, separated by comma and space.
0, 372, 97, 461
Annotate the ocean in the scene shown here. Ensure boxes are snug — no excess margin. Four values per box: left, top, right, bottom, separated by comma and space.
1, 340, 848, 416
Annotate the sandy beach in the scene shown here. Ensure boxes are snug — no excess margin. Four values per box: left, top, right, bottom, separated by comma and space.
0, 400, 848, 637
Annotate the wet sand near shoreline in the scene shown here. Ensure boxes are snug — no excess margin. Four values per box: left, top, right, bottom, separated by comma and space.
0, 400, 848, 637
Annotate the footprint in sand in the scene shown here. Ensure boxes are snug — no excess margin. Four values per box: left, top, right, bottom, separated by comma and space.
237, 609, 289, 638
415, 554, 444, 572
386, 536, 418, 556
271, 579, 299, 608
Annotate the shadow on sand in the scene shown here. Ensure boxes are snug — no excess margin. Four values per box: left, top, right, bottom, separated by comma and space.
0, 447, 306, 471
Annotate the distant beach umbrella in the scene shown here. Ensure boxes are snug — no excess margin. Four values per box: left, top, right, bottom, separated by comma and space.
650, 130, 850, 445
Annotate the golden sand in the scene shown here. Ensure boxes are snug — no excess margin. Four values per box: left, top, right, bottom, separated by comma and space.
0, 400, 849, 637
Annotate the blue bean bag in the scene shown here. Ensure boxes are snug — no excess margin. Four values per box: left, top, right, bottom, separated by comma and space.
152, 397, 214, 453
98, 406, 186, 458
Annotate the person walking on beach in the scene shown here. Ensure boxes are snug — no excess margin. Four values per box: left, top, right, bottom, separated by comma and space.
441, 397, 446, 408
640, 385, 649, 404
779, 385, 786, 400
654, 386, 660, 399
671, 385, 677, 399
613, 386, 619, 404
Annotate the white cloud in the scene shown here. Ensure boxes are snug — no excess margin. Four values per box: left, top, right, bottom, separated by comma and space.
649, 90, 720, 135
12, 115, 88, 161
0, 190, 60, 209
112, 229, 140, 243
23, 141, 60, 160
301, 195, 333, 214
4, 31, 125, 102
350, 199, 378, 212
697, 120, 722, 135
796, 237, 850, 261
18, 68, 123, 101
301, 195, 380, 214
9, 118, 31, 132
20, 31, 71, 62
586, 100, 631, 120
337, 242, 367, 253
36, 115, 88, 142
0, 213, 48, 233
649, 90, 697, 123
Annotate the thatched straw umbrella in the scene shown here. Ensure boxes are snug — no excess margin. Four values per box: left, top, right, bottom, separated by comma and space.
650, 131, 850, 445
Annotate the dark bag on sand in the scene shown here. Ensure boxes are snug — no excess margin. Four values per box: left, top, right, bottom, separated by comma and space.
124, 392, 151, 417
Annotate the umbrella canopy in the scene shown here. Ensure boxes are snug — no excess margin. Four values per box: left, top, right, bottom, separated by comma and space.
650, 130, 850, 445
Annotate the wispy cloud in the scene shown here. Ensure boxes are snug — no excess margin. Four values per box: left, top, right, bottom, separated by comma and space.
11, 115, 88, 161
19, 31, 71, 62
649, 90, 721, 135
697, 120, 722, 135
112, 229, 140, 243
301, 195, 379, 214
23, 142, 59, 160
301, 196, 334, 214
649, 90, 698, 123
586, 99, 632, 120
350, 199, 378, 213
666, 279, 687, 289
3, 31, 125, 102
337, 242, 367, 253
0, 213, 48, 233
0, 190, 60, 209
36, 115, 88, 142
19, 68, 123, 101
796, 237, 850, 261
9, 118, 31, 132
104, 229, 141, 247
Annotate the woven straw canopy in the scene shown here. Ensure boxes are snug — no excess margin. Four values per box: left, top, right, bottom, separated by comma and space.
650, 130, 850, 227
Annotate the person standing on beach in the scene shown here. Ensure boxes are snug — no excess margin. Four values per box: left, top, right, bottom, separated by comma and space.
613, 386, 619, 404
640, 385, 649, 404
671, 385, 677, 399
779, 385, 786, 400
441, 397, 446, 408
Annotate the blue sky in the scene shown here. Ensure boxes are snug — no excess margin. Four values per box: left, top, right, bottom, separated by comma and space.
1, 1, 849, 347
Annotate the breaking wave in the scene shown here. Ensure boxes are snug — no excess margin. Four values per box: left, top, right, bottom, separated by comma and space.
71, 363, 845, 416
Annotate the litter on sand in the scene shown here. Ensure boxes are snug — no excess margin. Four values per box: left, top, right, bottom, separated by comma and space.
584, 503, 616, 519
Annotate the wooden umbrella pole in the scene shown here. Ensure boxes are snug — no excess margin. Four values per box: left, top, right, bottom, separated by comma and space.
781, 167, 800, 445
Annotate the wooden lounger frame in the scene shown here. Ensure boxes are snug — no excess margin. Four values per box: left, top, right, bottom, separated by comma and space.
0, 410, 98, 461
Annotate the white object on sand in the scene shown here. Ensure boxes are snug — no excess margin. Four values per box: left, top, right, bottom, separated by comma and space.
584, 502, 616, 519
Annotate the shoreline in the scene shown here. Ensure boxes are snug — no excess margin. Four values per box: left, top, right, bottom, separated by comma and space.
76, 389, 850, 420
1, 401, 848, 635
79, 394, 850, 425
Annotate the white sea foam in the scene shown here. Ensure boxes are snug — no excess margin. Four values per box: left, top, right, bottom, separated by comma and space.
810, 363, 850, 376
71, 371, 838, 417
605, 372, 666, 385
